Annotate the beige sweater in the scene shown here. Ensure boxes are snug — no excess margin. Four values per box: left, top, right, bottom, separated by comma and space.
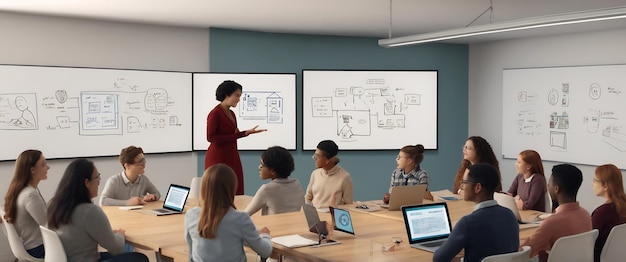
305, 165, 353, 209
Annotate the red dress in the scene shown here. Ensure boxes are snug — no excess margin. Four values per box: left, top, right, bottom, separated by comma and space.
205, 105, 247, 195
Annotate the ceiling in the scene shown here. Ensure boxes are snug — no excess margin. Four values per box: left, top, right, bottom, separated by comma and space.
2, 0, 626, 44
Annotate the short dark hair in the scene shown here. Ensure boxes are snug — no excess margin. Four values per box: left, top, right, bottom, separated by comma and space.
467, 163, 500, 195
215, 80, 242, 101
261, 146, 294, 179
316, 140, 339, 158
551, 164, 583, 198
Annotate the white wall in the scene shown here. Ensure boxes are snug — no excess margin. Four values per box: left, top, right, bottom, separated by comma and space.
0, 12, 208, 260
469, 28, 626, 213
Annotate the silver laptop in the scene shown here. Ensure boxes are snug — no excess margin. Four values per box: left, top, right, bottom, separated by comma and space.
493, 192, 542, 226
380, 184, 427, 211
401, 202, 453, 252
137, 184, 190, 216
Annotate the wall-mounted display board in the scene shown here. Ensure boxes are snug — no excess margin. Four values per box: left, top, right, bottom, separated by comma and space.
193, 73, 296, 150
302, 70, 438, 150
502, 64, 626, 169
0, 64, 192, 161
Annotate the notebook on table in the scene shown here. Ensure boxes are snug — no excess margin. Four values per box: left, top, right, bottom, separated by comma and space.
380, 184, 427, 211
493, 192, 543, 227
401, 202, 453, 252
136, 184, 190, 216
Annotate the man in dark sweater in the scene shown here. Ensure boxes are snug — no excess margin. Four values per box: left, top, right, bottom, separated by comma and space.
434, 163, 519, 262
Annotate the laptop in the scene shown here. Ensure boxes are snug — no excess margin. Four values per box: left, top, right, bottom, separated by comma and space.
329, 206, 355, 235
401, 202, 453, 252
493, 192, 542, 226
380, 184, 427, 211
137, 184, 190, 216
302, 204, 329, 236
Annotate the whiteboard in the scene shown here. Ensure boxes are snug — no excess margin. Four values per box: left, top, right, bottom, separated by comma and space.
0, 65, 192, 161
302, 70, 438, 150
192, 73, 296, 150
502, 65, 626, 169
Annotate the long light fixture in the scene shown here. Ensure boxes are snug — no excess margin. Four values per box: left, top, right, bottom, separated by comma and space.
379, 6, 626, 47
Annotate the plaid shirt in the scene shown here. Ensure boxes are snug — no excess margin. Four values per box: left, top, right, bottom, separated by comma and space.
388, 166, 429, 193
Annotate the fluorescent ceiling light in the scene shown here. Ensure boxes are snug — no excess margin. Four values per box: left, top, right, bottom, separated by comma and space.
379, 6, 626, 47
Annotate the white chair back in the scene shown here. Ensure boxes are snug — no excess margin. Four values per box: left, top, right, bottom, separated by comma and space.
39, 225, 67, 262
600, 223, 626, 262
547, 229, 598, 262
189, 177, 201, 199
481, 246, 531, 262
545, 191, 552, 212
0, 210, 44, 262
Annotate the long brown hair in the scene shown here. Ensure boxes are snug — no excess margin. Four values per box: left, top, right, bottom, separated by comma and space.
3, 150, 42, 223
595, 164, 626, 219
519, 150, 545, 177
453, 136, 501, 193
47, 159, 95, 229
198, 164, 237, 238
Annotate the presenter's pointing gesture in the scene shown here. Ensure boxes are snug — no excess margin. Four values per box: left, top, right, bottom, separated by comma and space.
245, 125, 268, 136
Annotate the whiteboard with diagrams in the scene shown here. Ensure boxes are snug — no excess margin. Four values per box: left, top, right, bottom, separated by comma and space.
502, 65, 626, 169
192, 73, 296, 150
0, 65, 192, 161
302, 70, 438, 150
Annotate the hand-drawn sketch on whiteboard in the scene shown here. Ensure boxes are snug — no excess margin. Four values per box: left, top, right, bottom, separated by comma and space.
0, 65, 191, 161
502, 64, 626, 169
240, 91, 284, 124
303, 70, 438, 150
0, 94, 38, 129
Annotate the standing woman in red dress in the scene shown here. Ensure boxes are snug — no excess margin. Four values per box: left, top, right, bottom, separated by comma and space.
205, 80, 267, 195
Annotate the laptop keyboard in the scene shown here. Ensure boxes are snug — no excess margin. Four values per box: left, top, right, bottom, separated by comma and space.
422, 240, 446, 247
155, 208, 169, 213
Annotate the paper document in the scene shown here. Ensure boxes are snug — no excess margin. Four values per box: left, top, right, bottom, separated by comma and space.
272, 235, 318, 248
119, 205, 143, 211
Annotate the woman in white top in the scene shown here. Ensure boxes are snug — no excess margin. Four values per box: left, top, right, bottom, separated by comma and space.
46, 159, 148, 262
2, 149, 49, 258
245, 146, 305, 216
185, 164, 272, 262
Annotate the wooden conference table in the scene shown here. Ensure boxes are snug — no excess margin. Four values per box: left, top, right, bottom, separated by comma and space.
103, 196, 545, 262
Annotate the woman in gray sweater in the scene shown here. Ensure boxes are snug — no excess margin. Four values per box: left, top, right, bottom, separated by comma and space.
245, 146, 305, 216
3, 149, 49, 258
46, 159, 148, 262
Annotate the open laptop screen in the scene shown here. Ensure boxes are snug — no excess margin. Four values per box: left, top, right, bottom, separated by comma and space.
163, 184, 190, 211
402, 203, 452, 243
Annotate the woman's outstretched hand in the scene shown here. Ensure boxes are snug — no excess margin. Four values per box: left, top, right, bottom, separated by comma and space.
245, 125, 268, 136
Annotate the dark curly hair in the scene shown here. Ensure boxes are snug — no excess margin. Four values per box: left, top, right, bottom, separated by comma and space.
215, 80, 242, 101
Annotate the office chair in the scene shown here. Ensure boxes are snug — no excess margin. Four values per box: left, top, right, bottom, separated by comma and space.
0, 210, 44, 262
600, 223, 626, 262
481, 246, 531, 262
547, 229, 598, 262
189, 177, 201, 199
39, 225, 67, 262
544, 192, 552, 212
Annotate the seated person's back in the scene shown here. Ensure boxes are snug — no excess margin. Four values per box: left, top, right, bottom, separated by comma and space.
522, 164, 592, 262
245, 146, 305, 215
434, 164, 519, 262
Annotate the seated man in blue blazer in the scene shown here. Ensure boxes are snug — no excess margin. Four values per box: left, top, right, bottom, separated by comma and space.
434, 163, 519, 262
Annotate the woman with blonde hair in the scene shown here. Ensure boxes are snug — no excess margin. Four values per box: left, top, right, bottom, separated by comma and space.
185, 164, 272, 261
591, 164, 626, 262
3, 149, 49, 258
